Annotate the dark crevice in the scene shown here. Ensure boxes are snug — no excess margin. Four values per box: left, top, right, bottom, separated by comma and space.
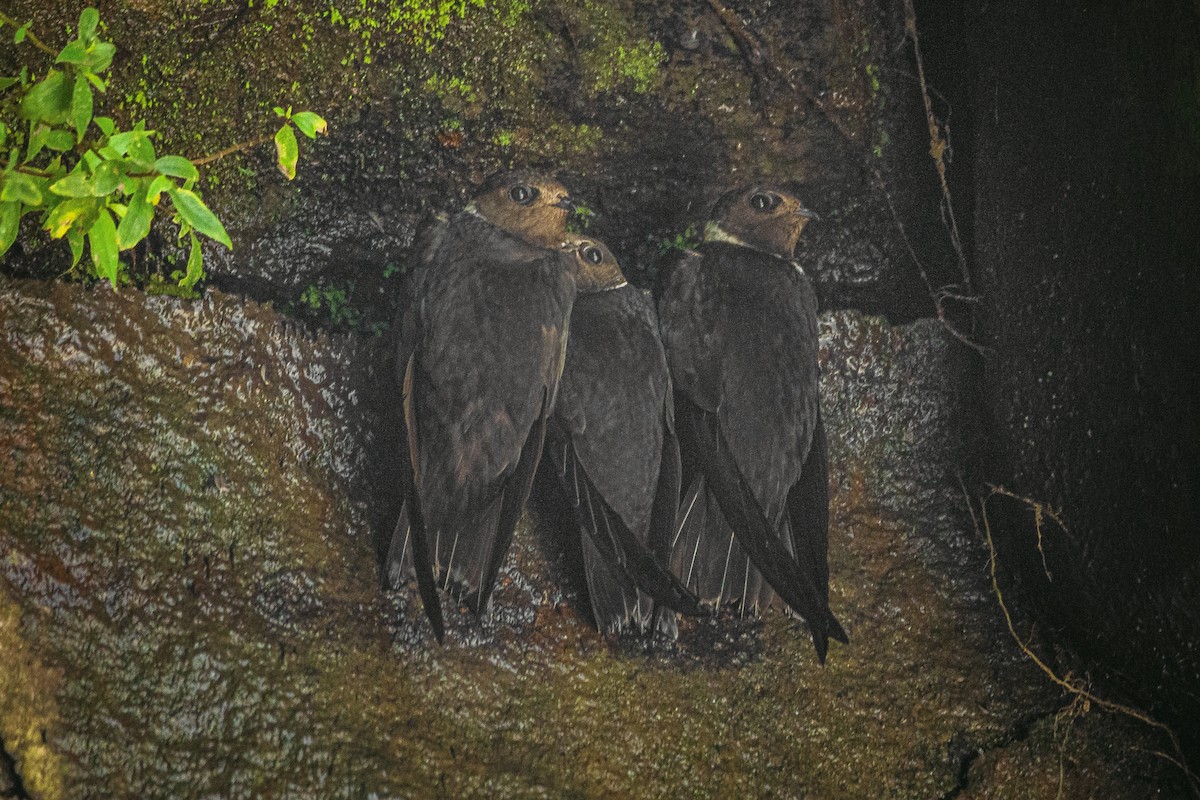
0, 733, 32, 800
940, 706, 1061, 800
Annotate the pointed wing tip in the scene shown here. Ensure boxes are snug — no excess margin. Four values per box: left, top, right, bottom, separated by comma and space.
828, 614, 849, 645
810, 612, 848, 664
424, 598, 446, 643
813, 634, 829, 665
665, 587, 710, 618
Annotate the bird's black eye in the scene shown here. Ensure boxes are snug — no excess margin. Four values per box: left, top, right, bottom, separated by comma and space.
749, 192, 779, 212
509, 184, 539, 204
582, 245, 604, 264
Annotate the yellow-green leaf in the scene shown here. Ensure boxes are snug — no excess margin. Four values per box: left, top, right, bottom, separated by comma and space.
274, 123, 298, 180
43, 130, 75, 151
45, 197, 95, 238
56, 40, 89, 66
0, 200, 19, 257
290, 111, 328, 139
49, 170, 93, 198
169, 187, 231, 249
0, 172, 45, 205
146, 175, 174, 204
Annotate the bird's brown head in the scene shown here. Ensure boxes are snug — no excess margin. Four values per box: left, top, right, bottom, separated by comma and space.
706, 186, 818, 259
468, 170, 577, 249
562, 236, 627, 293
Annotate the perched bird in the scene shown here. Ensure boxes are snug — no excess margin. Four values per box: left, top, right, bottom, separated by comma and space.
545, 237, 704, 635
387, 170, 578, 640
657, 185, 848, 662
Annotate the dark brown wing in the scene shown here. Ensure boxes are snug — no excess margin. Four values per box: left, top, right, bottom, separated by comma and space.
402, 214, 575, 617
547, 287, 702, 631
659, 242, 844, 660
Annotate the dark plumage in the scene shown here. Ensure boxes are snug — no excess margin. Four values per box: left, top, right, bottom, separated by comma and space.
657, 185, 848, 662
545, 238, 703, 635
388, 171, 577, 640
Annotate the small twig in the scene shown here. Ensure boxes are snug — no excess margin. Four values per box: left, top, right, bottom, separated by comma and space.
706, 0, 857, 140
988, 484, 1068, 581
875, 168, 988, 353
190, 133, 275, 166
902, 0, 972, 294
0, 11, 58, 57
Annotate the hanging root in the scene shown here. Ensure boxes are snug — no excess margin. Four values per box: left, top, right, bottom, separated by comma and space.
959, 479, 1200, 797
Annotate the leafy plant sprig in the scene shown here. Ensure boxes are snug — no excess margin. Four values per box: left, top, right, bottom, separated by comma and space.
0, 9, 327, 292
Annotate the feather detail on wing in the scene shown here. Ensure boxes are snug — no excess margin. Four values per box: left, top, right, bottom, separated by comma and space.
676, 395, 846, 663
549, 434, 705, 620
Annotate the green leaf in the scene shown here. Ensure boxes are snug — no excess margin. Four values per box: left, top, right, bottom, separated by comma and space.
290, 111, 328, 139
71, 75, 93, 142
67, 228, 85, 267
79, 8, 100, 42
14, 23, 29, 45
85, 42, 116, 73
169, 188, 232, 249
153, 155, 198, 181
274, 123, 298, 180
87, 207, 120, 285
0, 200, 19, 257
93, 116, 115, 136
91, 160, 121, 196
20, 70, 72, 125
146, 175, 174, 203
0, 77, 18, 92
127, 137, 156, 170
85, 72, 106, 92
183, 231, 204, 288
56, 40, 89, 66
26, 126, 47, 163
43, 129, 74, 151
0, 172, 45, 205
116, 182, 153, 250
49, 170, 93, 198
273, 106, 286, 117
107, 129, 155, 156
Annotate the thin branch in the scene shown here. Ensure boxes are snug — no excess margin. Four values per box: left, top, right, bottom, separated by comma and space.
705, 0, 856, 140
0, 12, 58, 57
190, 133, 275, 166
874, 168, 988, 353
902, 0, 972, 293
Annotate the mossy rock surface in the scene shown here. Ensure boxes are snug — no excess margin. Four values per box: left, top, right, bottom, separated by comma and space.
0, 279, 1181, 798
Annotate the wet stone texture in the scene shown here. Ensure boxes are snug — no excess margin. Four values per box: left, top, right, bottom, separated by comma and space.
0, 279, 1180, 798
3, 0, 1195, 794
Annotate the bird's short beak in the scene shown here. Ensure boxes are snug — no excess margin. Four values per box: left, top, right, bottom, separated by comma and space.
554, 195, 579, 212
795, 207, 820, 221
